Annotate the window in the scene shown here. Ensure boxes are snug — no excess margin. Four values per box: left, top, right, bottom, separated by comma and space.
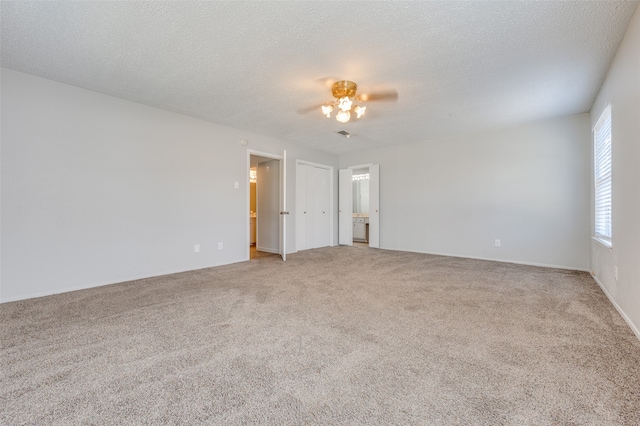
594, 105, 612, 246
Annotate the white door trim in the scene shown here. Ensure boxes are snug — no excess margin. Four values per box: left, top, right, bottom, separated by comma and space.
368, 164, 380, 248
348, 163, 374, 170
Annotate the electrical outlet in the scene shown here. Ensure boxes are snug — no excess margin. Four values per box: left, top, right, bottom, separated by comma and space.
194, 244, 200, 253
495, 239, 501, 247
218, 242, 223, 250
614, 266, 618, 281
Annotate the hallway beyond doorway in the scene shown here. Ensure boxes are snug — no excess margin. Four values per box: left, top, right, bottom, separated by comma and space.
250, 245, 280, 260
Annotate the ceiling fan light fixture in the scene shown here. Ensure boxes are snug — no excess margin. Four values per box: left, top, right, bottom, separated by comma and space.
321, 104, 333, 117
336, 109, 350, 123
338, 96, 353, 112
308, 80, 394, 123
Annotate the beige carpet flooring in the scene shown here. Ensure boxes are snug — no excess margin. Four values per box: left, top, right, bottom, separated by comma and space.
2, 246, 639, 425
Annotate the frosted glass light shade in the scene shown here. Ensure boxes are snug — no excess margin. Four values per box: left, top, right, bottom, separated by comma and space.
336, 109, 350, 123
338, 96, 353, 112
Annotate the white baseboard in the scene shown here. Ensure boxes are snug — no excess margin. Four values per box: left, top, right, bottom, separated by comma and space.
0, 259, 247, 304
379, 246, 590, 272
591, 273, 640, 342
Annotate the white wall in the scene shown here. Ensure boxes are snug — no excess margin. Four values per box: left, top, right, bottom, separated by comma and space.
0, 69, 338, 302
589, 6, 640, 338
340, 114, 591, 270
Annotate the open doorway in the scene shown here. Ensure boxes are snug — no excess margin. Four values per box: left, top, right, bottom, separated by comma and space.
339, 164, 379, 248
248, 151, 286, 260
352, 167, 370, 244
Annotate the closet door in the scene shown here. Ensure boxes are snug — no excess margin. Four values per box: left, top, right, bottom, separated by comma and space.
305, 165, 317, 248
295, 163, 332, 251
314, 166, 331, 248
338, 168, 353, 245
295, 164, 307, 251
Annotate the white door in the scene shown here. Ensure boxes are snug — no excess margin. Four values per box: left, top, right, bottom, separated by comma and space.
339, 168, 353, 245
295, 163, 307, 252
280, 150, 287, 261
296, 163, 333, 251
257, 159, 280, 254
315, 167, 331, 247
369, 164, 380, 248
305, 165, 317, 248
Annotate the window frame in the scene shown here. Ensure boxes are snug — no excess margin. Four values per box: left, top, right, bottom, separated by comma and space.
593, 104, 612, 248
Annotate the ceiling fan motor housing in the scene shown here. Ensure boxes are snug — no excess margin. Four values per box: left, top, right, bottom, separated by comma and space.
332, 80, 358, 99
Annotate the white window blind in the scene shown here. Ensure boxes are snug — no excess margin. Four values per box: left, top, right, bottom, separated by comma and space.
594, 105, 612, 245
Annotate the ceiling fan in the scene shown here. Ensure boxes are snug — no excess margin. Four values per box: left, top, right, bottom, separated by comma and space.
298, 79, 398, 123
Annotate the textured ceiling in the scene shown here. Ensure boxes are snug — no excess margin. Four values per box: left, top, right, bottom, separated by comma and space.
1, 1, 638, 155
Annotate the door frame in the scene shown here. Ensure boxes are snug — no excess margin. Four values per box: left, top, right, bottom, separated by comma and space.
247, 149, 283, 261
295, 159, 335, 252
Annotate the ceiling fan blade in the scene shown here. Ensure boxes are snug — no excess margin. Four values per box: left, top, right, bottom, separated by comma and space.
316, 77, 340, 88
357, 89, 398, 102
296, 103, 324, 115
